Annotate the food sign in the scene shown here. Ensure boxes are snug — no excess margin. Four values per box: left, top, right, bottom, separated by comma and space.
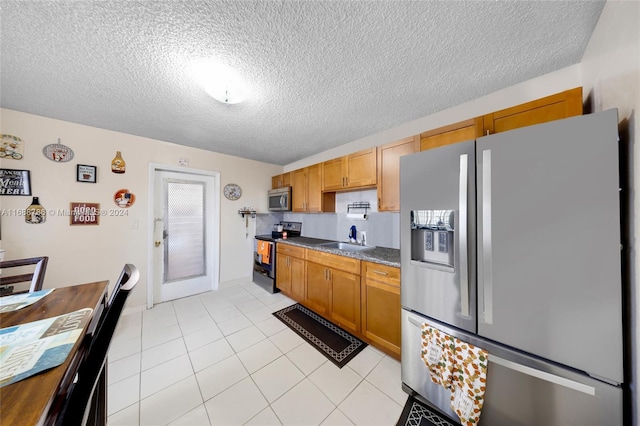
70, 202, 100, 225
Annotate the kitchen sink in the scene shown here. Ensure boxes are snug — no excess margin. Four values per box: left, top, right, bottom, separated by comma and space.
318, 241, 374, 252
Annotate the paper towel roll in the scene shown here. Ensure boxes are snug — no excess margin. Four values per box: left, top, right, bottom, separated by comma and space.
347, 213, 367, 220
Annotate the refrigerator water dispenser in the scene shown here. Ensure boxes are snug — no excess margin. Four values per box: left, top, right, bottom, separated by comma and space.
410, 209, 454, 268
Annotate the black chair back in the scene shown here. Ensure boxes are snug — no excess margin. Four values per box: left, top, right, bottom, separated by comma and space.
55, 264, 140, 426
0, 256, 48, 294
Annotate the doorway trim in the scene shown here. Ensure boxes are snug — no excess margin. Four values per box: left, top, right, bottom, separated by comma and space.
147, 163, 221, 309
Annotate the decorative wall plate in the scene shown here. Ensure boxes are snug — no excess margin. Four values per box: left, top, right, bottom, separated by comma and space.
43, 142, 74, 162
114, 189, 135, 208
224, 183, 242, 200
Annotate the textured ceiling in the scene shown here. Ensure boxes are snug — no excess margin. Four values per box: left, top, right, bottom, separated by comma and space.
0, 1, 605, 165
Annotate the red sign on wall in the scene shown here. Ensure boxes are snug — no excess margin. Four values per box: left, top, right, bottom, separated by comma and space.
70, 202, 100, 226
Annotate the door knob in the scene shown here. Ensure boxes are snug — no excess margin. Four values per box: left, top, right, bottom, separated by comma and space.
154, 240, 162, 247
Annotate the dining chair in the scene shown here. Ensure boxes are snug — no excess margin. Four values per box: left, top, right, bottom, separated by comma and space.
55, 264, 140, 426
0, 256, 48, 294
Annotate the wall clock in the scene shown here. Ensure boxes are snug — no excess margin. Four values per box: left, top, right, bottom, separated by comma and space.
224, 183, 242, 200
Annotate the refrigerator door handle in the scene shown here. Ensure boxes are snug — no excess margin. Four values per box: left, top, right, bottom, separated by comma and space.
490, 355, 596, 396
459, 154, 470, 317
482, 149, 494, 324
408, 315, 597, 396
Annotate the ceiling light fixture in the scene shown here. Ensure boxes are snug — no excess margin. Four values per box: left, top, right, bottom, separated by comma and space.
189, 61, 247, 104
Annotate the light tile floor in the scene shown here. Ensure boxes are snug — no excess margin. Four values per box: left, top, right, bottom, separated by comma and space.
107, 279, 407, 426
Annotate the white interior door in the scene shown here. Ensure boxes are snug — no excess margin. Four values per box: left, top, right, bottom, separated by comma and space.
153, 169, 218, 303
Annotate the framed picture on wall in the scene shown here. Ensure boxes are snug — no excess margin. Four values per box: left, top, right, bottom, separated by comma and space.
0, 168, 31, 195
76, 164, 97, 183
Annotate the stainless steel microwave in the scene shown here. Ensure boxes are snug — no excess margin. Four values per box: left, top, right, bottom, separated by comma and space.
268, 187, 291, 211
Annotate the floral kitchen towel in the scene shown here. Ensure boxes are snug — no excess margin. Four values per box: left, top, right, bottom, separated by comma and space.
450, 338, 489, 425
420, 323, 455, 389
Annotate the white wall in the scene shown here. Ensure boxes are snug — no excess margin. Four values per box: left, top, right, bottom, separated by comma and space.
582, 1, 640, 423
0, 109, 283, 308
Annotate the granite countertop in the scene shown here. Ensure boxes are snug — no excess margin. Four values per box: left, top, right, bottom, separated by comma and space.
276, 237, 400, 268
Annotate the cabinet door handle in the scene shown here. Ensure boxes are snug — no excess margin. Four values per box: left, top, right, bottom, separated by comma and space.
372, 270, 388, 276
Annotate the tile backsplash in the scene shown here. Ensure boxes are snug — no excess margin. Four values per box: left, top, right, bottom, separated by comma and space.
282, 189, 400, 249
256, 212, 284, 235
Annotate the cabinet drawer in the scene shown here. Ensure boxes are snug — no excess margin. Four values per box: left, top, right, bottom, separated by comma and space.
276, 243, 305, 258
362, 261, 400, 287
306, 249, 360, 275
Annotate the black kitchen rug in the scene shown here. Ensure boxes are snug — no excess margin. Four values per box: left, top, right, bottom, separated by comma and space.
397, 396, 459, 426
272, 303, 366, 368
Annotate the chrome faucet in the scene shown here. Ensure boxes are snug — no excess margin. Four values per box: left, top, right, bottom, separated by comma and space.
360, 231, 367, 246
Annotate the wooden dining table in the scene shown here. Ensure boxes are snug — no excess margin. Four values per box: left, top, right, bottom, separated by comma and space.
0, 281, 108, 426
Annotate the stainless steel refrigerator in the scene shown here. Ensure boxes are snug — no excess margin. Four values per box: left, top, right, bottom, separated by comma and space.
400, 109, 624, 425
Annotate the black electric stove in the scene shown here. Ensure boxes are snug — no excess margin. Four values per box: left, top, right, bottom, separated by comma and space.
256, 221, 303, 242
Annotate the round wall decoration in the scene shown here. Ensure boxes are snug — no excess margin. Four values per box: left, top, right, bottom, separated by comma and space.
43, 140, 74, 162
114, 189, 136, 208
224, 183, 242, 200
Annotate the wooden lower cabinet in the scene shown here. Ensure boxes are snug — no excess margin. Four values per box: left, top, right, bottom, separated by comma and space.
305, 249, 361, 335
361, 261, 401, 357
305, 263, 360, 334
330, 268, 360, 335
276, 244, 305, 300
305, 261, 332, 317
278, 243, 401, 358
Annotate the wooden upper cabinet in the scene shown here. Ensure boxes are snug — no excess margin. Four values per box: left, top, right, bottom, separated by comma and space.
322, 158, 344, 191
321, 148, 377, 191
291, 165, 334, 213
420, 87, 583, 152
271, 172, 291, 189
377, 136, 420, 212
483, 87, 583, 135
347, 148, 377, 188
306, 163, 323, 212
420, 117, 483, 151
291, 168, 307, 212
